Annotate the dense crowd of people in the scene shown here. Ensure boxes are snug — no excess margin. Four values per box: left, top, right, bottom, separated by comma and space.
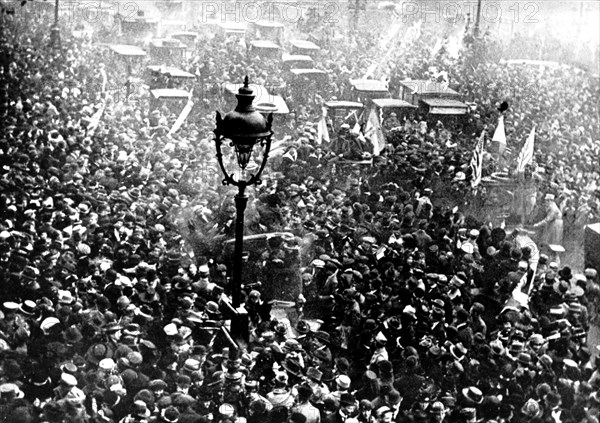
1, 3, 600, 423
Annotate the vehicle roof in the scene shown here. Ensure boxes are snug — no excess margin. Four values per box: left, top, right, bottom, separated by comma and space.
282, 53, 314, 63
400, 80, 460, 95
371, 98, 417, 108
149, 39, 186, 48
255, 95, 290, 114
169, 31, 199, 38
249, 40, 281, 49
350, 79, 389, 92
324, 100, 364, 109
253, 20, 285, 28
420, 98, 468, 107
150, 88, 191, 99
289, 68, 327, 76
109, 44, 147, 56
217, 22, 247, 30
147, 66, 195, 78
420, 98, 468, 114
289, 39, 320, 50
222, 83, 289, 114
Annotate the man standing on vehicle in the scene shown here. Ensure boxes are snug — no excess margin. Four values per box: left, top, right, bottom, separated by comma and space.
533, 193, 563, 248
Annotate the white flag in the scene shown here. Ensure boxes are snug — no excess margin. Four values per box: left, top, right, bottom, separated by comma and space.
364, 108, 386, 156
492, 115, 506, 153
168, 92, 194, 135
516, 127, 536, 173
86, 101, 106, 137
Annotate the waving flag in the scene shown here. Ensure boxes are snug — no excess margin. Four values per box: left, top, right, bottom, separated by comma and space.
470, 130, 485, 188
516, 126, 536, 173
364, 107, 386, 156
168, 91, 194, 135
86, 100, 106, 137
492, 115, 506, 153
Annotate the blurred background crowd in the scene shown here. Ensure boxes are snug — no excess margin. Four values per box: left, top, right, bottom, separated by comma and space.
0, 0, 599, 422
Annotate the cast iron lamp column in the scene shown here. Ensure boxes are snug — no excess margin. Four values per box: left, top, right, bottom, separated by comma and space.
474, 0, 482, 37
50, 0, 61, 48
213, 76, 273, 344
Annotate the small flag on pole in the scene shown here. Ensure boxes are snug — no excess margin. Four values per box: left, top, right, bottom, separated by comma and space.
492, 115, 506, 153
470, 130, 485, 188
516, 126, 536, 173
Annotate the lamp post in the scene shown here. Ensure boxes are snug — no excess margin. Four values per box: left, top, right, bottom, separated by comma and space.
50, 0, 61, 48
473, 0, 482, 37
213, 76, 274, 344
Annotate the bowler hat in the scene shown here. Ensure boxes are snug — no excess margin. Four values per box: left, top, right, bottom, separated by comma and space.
164, 406, 180, 422
314, 330, 330, 343
19, 300, 36, 315
296, 320, 310, 334
282, 357, 304, 378
340, 392, 356, 406
63, 326, 83, 344
462, 386, 483, 404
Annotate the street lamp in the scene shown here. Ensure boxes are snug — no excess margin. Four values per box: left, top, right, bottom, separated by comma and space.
50, 0, 61, 48
213, 76, 274, 344
473, 0, 482, 37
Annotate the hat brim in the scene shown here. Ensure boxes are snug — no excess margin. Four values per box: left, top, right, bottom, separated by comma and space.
137, 409, 151, 418
461, 388, 483, 404
282, 363, 303, 378
18, 306, 34, 315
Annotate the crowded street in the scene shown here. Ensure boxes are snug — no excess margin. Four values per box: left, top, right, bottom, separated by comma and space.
0, 0, 599, 422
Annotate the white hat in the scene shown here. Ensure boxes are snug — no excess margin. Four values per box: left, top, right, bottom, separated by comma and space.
544, 193, 555, 201
3, 302, 19, 311
375, 331, 387, 344
0, 383, 25, 399
99, 358, 116, 371
219, 403, 235, 417
311, 259, 325, 268
61, 373, 78, 386
336, 375, 351, 389
461, 243, 474, 254
41, 317, 61, 334
453, 171, 466, 182
163, 323, 178, 336
58, 290, 75, 304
